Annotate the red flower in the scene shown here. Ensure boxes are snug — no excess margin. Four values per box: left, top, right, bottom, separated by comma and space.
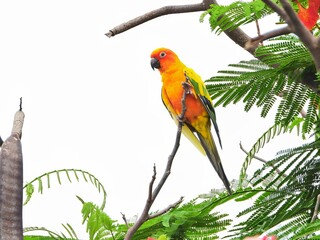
296, 0, 320, 30
261, 236, 277, 240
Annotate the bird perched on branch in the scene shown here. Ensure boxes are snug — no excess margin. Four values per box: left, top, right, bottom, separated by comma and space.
150, 48, 231, 194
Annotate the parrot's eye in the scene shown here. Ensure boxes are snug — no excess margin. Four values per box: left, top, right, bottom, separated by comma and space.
159, 52, 166, 58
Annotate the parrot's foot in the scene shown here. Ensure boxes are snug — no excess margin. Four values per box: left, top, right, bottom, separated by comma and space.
181, 81, 192, 95
177, 115, 185, 124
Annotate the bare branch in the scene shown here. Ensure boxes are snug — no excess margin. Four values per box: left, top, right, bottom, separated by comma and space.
121, 212, 129, 228
148, 165, 157, 202
124, 78, 189, 240
149, 196, 184, 219
106, 0, 253, 56
262, 0, 287, 20
245, 26, 291, 51
106, 2, 209, 37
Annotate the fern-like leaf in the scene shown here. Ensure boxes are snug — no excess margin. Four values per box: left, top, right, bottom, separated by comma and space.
231, 138, 320, 239
239, 121, 289, 186
24, 169, 107, 210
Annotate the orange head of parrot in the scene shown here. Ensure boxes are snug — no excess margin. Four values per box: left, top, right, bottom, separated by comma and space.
150, 48, 180, 73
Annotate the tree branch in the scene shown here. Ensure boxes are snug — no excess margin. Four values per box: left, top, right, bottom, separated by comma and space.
123, 79, 189, 240
259, 0, 320, 72
149, 196, 184, 219
106, 1, 210, 37
245, 26, 291, 51
262, 0, 287, 20
107, 0, 320, 90
121, 212, 129, 228
280, 0, 320, 70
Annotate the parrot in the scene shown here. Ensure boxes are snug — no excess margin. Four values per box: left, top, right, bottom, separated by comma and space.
150, 48, 231, 195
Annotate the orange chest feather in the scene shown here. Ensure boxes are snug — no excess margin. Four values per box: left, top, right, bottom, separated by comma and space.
161, 74, 208, 123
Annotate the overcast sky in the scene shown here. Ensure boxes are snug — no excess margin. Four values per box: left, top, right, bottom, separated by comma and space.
0, 0, 307, 238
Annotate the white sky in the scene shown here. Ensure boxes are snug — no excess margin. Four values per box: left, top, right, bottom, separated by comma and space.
0, 0, 307, 239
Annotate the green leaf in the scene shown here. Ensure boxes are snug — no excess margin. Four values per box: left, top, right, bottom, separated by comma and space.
24, 183, 34, 205
24, 169, 107, 210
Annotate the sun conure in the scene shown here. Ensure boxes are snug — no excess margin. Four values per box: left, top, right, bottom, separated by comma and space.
150, 48, 231, 194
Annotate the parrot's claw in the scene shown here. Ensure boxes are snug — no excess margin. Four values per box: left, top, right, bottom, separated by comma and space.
182, 81, 192, 95
177, 115, 185, 124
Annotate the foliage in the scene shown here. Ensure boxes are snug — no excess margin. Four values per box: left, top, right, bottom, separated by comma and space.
227, 138, 320, 239
23, 169, 107, 239
78, 197, 122, 240
207, 35, 316, 132
199, 1, 320, 239
124, 193, 234, 240
201, 0, 273, 34
206, 35, 320, 187
24, 226, 77, 240
22, 169, 236, 240
23, 169, 107, 209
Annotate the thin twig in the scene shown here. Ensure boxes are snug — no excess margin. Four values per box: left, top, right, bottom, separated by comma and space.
239, 142, 268, 164
19, 97, 22, 111
123, 78, 189, 240
239, 142, 284, 175
255, 19, 263, 46
311, 194, 320, 222
121, 212, 129, 228
149, 196, 184, 219
148, 164, 157, 202
245, 26, 291, 51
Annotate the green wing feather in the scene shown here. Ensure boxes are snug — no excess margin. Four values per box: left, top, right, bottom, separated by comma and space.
185, 68, 223, 148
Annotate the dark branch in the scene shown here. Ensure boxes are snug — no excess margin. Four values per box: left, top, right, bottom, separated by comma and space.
106, 2, 209, 37
19, 97, 22, 111
107, 0, 320, 89
149, 196, 184, 219
245, 26, 291, 51
123, 78, 189, 240
121, 212, 129, 228
262, 0, 287, 20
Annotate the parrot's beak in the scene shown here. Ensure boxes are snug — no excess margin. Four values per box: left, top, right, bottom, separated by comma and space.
151, 58, 160, 70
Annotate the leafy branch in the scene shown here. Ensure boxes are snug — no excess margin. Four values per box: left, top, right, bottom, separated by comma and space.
24, 169, 107, 210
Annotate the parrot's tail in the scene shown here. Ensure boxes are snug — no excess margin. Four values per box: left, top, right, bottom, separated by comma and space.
197, 132, 232, 195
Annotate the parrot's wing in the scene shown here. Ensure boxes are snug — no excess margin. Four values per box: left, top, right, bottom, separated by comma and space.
161, 86, 206, 155
198, 95, 222, 148
185, 69, 222, 148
